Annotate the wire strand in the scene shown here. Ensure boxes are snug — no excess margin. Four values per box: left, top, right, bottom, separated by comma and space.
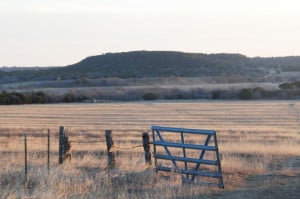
70, 140, 103, 144
112, 144, 144, 150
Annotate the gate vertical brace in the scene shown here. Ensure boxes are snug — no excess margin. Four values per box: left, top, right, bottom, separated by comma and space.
213, 134, 224, 188
191, 134, 212, 181
155, 130, 179, 169
181, 132, 189, 180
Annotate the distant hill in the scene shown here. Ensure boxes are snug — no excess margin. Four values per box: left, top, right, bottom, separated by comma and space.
1, 51, 300, 83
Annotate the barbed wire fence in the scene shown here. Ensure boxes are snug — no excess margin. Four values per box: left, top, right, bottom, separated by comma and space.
0, 126, 152, 182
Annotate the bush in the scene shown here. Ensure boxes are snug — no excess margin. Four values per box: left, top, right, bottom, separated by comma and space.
212, 90, 221, 99
0, 91, 48, 105
143, 93, 157, 101
239, 88, 252, 100
0, 92, 10, 104
279, 83, 293, 89
64, 93, 76, 103
33, 91, 47, 103
292, 81, 300, 88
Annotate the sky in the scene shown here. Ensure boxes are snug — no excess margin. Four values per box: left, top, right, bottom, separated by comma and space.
1, 0, 300, 66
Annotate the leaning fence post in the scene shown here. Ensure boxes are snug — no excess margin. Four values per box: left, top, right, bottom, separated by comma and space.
24, 133, 28, 181
142, 132, 151, 165
48, 129, 50, 173
59, 126, 64, 164
105, 130, 115, 168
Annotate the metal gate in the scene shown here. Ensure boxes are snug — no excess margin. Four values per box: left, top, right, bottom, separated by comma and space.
151, 126, 224, 188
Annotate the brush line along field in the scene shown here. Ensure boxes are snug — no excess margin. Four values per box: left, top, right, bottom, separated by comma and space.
0, 101, 299, 198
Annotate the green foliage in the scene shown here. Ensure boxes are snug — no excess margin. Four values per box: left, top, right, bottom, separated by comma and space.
64, 93, 75, 103
239, 88, 252, 100
0, 91, 48, 105
212, 90, 221, 99
294, 81, 300, 88
279, 83, 293, 89
279, 81, 300, 90
1, 51, 300, 83
143, 93, 157, 101
238, 87, 279, 99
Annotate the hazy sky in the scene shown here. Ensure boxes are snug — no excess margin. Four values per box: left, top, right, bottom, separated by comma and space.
1, 0, 300, 66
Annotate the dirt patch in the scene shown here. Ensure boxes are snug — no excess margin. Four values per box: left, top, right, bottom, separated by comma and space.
216, 173, 300, 199
213, 156, 300, 199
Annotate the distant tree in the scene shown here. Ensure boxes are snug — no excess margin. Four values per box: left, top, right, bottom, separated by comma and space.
212, 90, 221, 99
33, 96, 44, 104
279, 83, 293, 89
0, 91, 9, 104
293, 81, 300, 88
239, 88, 252, 100
0, 91, 50, 105
143, 93, 157, 101
64, 93, 75, 103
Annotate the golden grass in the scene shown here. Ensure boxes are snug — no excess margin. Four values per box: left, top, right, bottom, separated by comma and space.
0, 101, 299, 198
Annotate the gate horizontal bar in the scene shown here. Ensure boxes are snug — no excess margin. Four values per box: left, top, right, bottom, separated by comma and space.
157, 166, 222, 178
154, 154, 218, 165
153, 141, 216, 151
152, 126, 216, 135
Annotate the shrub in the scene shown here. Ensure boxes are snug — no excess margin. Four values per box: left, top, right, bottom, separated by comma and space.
292, 81, 300, 88
212, 90, 221, 99
143, 93, 157, 101
239, 88, 252, 100
279, 83, 293, 90
33, 96, 44, 104
64, 93, 76, 103
0, 91, 49, 105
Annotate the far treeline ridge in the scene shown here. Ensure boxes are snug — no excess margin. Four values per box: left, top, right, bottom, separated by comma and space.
1, 51, 300, 83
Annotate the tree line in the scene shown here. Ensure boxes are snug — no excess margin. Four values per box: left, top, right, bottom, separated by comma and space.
0, 91, 48, 105
1, 82, 300, 105
1, 51, 300, 84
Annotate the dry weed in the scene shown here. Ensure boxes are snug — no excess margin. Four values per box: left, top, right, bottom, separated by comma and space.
0, 101, 299, 198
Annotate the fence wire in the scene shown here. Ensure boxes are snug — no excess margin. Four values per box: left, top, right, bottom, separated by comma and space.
0, 131, 150, 158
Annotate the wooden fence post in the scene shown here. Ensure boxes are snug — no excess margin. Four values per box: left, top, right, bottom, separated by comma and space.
24, 133, 28, 181
105, 130, 115, 168
48, 129, 50, 173
58, 126, 64, 164
142, 132, 151, 165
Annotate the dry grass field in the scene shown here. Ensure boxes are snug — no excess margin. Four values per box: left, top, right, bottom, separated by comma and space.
0, 101, 300, 198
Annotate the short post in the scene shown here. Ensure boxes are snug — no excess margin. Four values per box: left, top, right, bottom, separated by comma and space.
105, 130, 115, 168
47, 129, 50, 173
24, 133, 28, 181
58, 126, 64, 164
142, 132, 151, 165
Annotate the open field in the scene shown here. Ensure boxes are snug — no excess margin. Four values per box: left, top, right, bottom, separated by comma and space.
0, 101, 300, 198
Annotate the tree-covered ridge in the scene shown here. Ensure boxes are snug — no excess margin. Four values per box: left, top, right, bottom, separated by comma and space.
1, 51, 300, 83
66, 51, 251, 78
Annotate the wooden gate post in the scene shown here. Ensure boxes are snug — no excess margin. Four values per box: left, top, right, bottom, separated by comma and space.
105, 130, 115, 168
142, 132, 151, 165
58, 126, 64, 164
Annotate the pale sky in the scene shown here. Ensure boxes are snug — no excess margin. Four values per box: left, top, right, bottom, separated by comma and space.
1, 0, 300, 66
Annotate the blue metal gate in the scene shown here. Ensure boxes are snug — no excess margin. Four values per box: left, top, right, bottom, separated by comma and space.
151, 125, 224, 188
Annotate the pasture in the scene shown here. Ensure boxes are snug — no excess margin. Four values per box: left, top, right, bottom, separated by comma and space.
0, 101, 299, 198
